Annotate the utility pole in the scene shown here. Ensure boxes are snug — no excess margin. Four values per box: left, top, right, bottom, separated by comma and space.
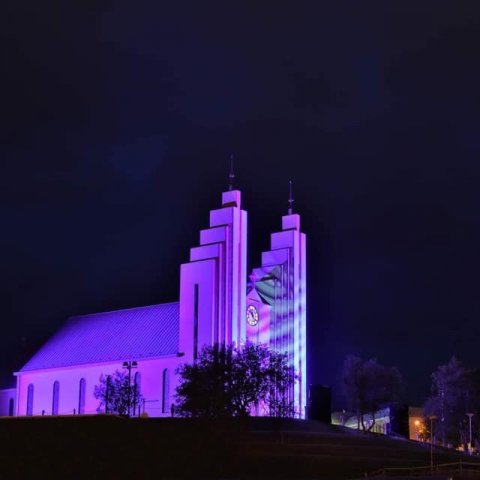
467, 413, 474, 455
429, 415, 437, 472
105, 375, 111, 414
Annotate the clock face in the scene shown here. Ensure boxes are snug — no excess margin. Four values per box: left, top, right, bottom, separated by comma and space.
246, 305, 259, 327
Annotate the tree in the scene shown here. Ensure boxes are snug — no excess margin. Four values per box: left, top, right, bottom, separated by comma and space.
174, 342, 297, 418
264, 350, 297, 418
424, 357, 479, 448
341, 355, 402, 432
94, 370, 143, 416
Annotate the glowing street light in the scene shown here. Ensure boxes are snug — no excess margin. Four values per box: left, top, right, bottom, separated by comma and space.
414, 420, 420, 441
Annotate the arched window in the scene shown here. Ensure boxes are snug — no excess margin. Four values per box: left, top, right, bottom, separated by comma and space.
26, 384, 34, 416
133, 372, 141, 416
78, 378, 86, 415
8, 398, 14, 417
52, 381, 60, 415
162, 369, 169, 414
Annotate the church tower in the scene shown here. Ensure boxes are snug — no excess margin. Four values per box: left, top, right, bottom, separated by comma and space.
179, 186, 247, 363
246, 182, 307, 418
179, 176, 307, 418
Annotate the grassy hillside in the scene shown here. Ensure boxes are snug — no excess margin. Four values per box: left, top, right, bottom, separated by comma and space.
0, 416, 477, 479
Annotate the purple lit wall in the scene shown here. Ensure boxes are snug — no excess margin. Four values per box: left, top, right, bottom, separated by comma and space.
248, 213, 307, 418
15, 302, 182, 417
16, 357, 180, 417
179, 190, 247, 363
245, 288, 271, 346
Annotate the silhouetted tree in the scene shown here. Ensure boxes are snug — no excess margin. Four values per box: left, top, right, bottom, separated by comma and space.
341, 355, 402, 432
424, 356, 479, 448
175, 342, 297, 418
264, 351, 297, 418
94, 370, 143, 416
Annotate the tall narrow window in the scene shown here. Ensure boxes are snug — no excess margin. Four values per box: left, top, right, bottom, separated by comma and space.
193, 284, 199, 362
162, 369, 169, 414
52, 381, 60, 415
133, 372, 141, 416
78, 378, 86, 415
26, 384, 34, 416
8, 398, 14, 416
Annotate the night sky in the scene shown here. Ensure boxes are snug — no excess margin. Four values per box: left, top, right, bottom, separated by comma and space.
2, 1, 480, 407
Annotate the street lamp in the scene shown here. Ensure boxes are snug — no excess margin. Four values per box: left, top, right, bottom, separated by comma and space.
466, 413, 474, 455
429, 415, 437, 472
105, 375, 111, 414
414, 420, 420, 441
122, 361, 138, 416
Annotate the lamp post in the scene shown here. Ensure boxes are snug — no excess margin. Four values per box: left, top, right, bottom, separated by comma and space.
429, 415, 437, 472
466, 413, 474, 455
105, 375, 111, 414
122, 361, 138, 416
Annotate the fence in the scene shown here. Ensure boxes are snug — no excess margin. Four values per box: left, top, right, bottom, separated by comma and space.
365, 460, 480, 478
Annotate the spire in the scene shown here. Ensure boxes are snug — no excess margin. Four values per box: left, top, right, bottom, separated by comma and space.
228, 154, 235, 191
288, 180, 294, 215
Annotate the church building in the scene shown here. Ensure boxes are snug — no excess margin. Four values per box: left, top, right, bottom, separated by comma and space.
3, 184, 307, 418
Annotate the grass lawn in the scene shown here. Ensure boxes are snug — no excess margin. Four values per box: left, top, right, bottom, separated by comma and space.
0, 416, 477, 479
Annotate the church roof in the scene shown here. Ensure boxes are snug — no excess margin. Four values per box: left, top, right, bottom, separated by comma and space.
19, 302, 179, 372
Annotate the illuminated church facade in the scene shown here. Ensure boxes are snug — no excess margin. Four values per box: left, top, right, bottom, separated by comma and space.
4, 186, 307, 418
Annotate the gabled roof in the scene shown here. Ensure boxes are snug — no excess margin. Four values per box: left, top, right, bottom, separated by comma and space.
19, 302, 179, 373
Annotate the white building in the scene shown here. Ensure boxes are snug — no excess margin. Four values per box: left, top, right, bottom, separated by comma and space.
1, 187, 307, 418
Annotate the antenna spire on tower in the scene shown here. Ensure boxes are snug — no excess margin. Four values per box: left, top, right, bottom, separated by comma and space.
228, 154, 235, 191
288, 180, 294, 215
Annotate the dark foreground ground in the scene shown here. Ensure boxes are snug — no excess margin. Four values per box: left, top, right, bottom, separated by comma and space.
0, 416, 478, 479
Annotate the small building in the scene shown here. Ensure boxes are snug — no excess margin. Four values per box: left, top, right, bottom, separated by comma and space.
332, 405, 423, 439
332, 407, 395, 435
0, 388, 16, 417
308, 385, 332, 423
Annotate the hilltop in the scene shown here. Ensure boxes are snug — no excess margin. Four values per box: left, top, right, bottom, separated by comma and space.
0, 416, 477, 479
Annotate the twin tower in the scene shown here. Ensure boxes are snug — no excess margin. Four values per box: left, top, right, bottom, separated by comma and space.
178, 188, 307, 418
